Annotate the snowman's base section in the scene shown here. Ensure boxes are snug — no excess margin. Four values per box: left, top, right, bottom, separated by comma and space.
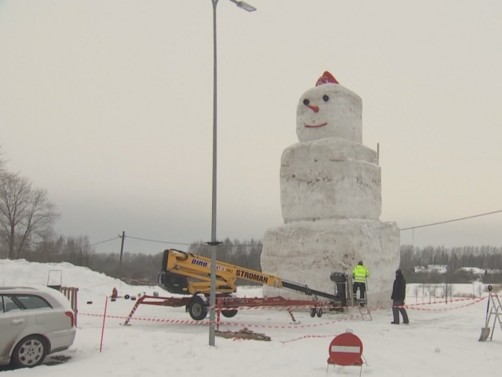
260, 219, 400, 309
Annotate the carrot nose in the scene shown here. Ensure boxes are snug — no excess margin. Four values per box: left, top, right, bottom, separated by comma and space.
307, 104, 319, 113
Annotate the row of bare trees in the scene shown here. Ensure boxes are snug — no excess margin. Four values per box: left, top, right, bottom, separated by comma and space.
409, 282, 460, 302
400, 245, 502, 272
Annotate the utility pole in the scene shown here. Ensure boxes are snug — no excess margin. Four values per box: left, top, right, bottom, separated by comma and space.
119, 231, 125, 274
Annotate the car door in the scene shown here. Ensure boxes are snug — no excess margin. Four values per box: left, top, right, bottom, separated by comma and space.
0, 295, 27, 363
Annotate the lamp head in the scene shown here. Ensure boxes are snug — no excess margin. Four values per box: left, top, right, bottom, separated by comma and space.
230, 0, 257, 12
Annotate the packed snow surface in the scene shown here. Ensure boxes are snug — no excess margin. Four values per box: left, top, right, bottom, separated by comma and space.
1, 259, 501, 376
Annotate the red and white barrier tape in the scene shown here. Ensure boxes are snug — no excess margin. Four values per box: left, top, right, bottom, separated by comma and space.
214, 314, 362, 329
210, 296, 483, 311
402, 296, 485, 307
397, 296, 486, 311
209, 303, 338, 311
80, 312, 361, 329
280, 334, 338, 343
79, 295, 488, 329
81, 313, 208, 325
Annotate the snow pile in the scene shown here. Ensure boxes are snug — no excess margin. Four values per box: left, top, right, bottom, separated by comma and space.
0, 258, 130, 297
414, 265, 448, 273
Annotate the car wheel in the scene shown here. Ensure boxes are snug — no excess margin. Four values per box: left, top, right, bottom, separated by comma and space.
11, 335, 48, 368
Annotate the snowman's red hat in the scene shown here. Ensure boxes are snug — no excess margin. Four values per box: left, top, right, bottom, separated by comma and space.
316, 71, 339, 86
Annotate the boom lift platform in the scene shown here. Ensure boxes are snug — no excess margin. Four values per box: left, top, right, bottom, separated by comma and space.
330, 272, 372, 321
149, 249, 347, 321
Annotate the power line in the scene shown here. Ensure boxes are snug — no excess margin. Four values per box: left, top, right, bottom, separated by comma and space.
89, 237, 121, 247
125, 235, 261, 247
125, 235, 192, 246
127, 209, 502, 245
400, 209, 502, 231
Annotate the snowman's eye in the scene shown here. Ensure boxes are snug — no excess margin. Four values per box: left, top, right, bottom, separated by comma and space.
303, 99, 310, 106
323, 95, 329, 102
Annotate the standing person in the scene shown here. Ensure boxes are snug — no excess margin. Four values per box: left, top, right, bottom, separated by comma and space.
352, 261, 370, 307
391, 269, 409, 324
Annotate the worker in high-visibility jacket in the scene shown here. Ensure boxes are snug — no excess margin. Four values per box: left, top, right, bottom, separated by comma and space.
352, 261, 370, 307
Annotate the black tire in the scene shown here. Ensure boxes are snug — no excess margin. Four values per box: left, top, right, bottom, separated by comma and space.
221, 309, 238, 318
188, 296, 208, 321
316, 308, 323, 318
124, 294, 130, 300
310, 308, 316, 318
11, 335, 47, 368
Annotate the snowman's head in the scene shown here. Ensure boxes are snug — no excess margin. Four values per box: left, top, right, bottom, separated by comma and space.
296, 71, 362, 143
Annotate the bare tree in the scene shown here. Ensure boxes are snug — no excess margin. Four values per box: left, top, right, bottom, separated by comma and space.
426, 284, 432, 303
442, 283, 455, 302
430, 284, 439, 302
420, 283, 426, 302
411, 284, 420, 302
476, 284, 484, 297
0, 172, 60, 259
0, 149, 6, 175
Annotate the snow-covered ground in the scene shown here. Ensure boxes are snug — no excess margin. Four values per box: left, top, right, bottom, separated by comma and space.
0, 259, 501, 377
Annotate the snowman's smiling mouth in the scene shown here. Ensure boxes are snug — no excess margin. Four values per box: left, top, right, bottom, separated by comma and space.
305, 122, 327, 128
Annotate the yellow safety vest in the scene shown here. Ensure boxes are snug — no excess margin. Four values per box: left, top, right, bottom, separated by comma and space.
352, 265, 370, 283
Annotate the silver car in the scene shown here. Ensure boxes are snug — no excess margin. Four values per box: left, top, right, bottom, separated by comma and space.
0, 286, 77, 368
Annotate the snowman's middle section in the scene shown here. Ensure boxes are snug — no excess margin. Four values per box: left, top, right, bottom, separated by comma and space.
280, 137, 382, 222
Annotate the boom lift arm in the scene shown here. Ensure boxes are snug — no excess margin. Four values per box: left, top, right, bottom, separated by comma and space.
157, 249, 338, 301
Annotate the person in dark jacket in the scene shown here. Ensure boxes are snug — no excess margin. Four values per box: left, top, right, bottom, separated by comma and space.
391, 269, 409, 324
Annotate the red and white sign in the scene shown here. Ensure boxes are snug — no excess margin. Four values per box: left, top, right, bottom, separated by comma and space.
328, 333, 363, 366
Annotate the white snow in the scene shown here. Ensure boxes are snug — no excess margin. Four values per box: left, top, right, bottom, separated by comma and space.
261, 73, 399, 307
296, 82, 362, 143
1, 259, 501, 377
261, 219, 400, 306
415, 265, 449, 274
280, 138, 381, 221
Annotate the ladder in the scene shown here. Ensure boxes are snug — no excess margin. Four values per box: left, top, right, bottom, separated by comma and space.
353, 277, 372, 321
357, 299, 372, 321
480, 293, 502, 341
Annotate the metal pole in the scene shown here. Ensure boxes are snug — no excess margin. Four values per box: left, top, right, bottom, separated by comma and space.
208, 0, 219, 347
206, 0, 255, 346
119, 231, 125, 273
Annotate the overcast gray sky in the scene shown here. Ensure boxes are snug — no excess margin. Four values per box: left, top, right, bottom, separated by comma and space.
1, 0, 501, 254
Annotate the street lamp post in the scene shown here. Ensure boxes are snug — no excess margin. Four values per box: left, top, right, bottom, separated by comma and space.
208, 0, 256, 347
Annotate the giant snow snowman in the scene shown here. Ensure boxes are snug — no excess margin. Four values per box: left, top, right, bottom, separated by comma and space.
260, 71, 400, 308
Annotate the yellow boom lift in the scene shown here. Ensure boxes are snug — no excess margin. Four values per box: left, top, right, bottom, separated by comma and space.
157, 249, 343, 320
